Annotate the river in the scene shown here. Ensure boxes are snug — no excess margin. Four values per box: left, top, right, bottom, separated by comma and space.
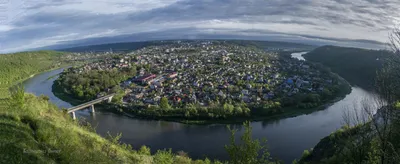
22, 52, 379, 163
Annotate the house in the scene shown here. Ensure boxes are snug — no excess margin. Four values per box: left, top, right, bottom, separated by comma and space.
302, 65, 310, 69
152, 81, 163, 87
172, 96, 182, 103
286, 78, 294, 85
139, 68, 146, 76
268, 92, 275, 98
191, 94, 197, 103
193, 82, 199, 87
242, 89, 249, 95
242, 96, 251, 103
123, 80, 132, 87
133, 74, 157, 84
150, 84, 158, 89
246, 83, 252, 89
154, 96, 161, 102
296, 80, 303, 88
218, 90, 226, 98
144, 99, 155, 104
124, 88, 132, 94
168, 72, 178, 78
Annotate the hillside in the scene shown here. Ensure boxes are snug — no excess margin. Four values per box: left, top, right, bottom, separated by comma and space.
303, 46, 392, 90
0, 90, 223, 164
0, 51, 64, 98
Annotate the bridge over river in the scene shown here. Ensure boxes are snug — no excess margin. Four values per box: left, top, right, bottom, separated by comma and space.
67, 94, 115, 119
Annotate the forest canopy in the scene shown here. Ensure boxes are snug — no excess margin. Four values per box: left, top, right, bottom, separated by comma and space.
0, 51, 64, 98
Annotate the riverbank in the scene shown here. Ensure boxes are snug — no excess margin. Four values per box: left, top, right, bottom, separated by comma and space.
52, 80, 87, 106
52, 74, 351, 125
0, 64, 70, 100
98, 99, 346, 125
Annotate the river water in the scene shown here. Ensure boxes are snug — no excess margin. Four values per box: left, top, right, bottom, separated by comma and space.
22, 52, 379, 163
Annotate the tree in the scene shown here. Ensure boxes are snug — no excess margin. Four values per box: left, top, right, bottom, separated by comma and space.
225, 121, 279, 164
322, 89, 332, 99
8, 85, 25, 110
130, 65, 137, 76
160, 97, 170, 109
111, 86, 124, 104
234, 106, 243, 115
223, 103, 234, 115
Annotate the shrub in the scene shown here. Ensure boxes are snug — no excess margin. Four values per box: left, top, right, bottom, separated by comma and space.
138, 145, 151, 155
301, 149, 311, 160
224, 121, 273, 164
177, 150, 189, 157
154, 149, 174, 164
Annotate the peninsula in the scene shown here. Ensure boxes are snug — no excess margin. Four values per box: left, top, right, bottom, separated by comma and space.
54, 41, 350, 123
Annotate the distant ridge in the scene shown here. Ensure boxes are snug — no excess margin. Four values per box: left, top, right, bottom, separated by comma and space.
58, 40, 316, 53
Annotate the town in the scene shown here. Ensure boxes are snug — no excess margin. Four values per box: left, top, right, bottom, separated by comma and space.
58, 41, 343, 113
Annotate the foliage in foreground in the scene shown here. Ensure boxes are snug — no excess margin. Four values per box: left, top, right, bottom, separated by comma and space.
225, 121, 281, 164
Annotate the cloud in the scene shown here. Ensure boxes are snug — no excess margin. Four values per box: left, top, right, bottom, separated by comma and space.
0, 0, 398, 53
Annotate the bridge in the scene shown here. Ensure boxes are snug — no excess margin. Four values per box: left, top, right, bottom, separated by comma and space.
67, 94, 115, 120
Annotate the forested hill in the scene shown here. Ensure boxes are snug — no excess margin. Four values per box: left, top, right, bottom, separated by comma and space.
303, 46, 392, 90
0, 51, 64, 98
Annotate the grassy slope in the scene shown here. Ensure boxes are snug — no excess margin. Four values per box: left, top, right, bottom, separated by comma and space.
298, 124, 371, 164
0, 51, 64, 98
0, 94, 220, 164
304, 46, 391, 90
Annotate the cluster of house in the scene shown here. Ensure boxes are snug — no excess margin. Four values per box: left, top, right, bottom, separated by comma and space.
68, 55, 134, 74
115, 41, 336, 106
62, 51, 114, 62
69, 41, 337, 107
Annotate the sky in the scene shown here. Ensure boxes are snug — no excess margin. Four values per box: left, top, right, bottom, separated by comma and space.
0, 0, 399, 53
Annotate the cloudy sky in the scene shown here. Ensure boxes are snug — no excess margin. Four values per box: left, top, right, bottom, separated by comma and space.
0, 0, 398, 53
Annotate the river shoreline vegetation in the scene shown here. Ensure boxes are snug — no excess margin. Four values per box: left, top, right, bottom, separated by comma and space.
0, 51, 64, 99
53, 41, 351, 124
94, 84, 349, 125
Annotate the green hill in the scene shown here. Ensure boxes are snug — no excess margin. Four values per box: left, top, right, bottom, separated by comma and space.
304, 46, 392, 90
0, 51, 64, 98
